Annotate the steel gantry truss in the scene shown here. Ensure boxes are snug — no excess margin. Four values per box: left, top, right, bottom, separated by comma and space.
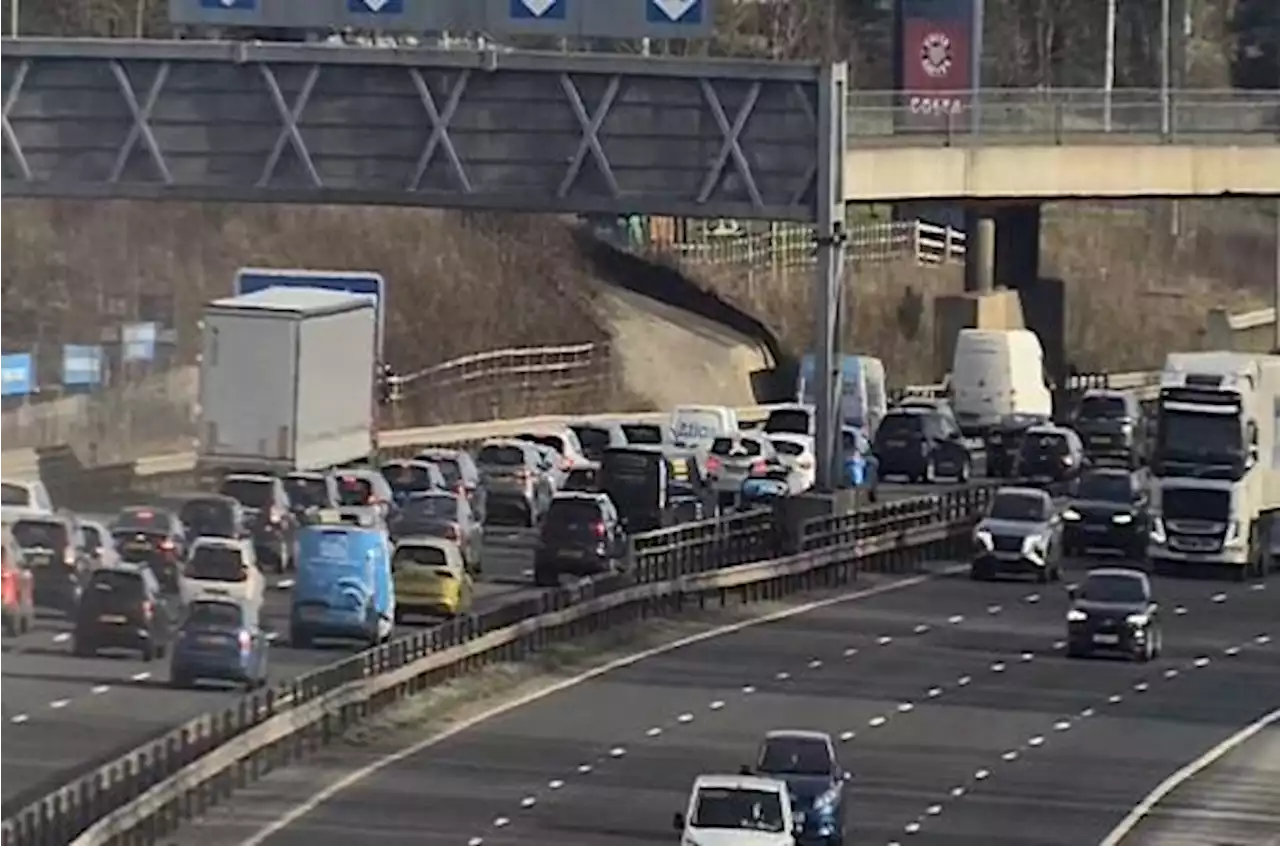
1, 40, 832, 221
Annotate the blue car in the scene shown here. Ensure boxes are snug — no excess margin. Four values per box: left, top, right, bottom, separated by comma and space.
169, 597, 269, 690
290, 510, 395, 649
841, 427, 879, 494
751, 730, 850, 845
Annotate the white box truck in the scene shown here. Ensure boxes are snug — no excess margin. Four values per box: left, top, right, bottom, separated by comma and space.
1148, 351, 1280, 577
197, 288, 377, 475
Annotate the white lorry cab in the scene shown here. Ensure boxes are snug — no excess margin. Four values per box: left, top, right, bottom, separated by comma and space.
674, 773, 800, 846
670, 405, 740, 451
180, 537, 265, 608
949, 329, 1052, 435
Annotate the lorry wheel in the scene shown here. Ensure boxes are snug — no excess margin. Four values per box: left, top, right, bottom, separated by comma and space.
534, 569, 559, 588
291, 628, 312, 649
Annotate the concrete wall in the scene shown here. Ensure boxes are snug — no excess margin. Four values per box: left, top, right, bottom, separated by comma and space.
1204, 307, 1280, 353
844, 145, 1280, 202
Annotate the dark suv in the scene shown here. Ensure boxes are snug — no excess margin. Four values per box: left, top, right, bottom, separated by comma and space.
1074, 389, 1146, 468
73, 565, 175, 660
533, 493, 627, 587
873, 407, 973, 483
218, 474, 297, 572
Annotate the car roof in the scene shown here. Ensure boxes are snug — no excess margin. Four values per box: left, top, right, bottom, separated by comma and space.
94, 562, 148, 577
694, 774, 787, 792
552, 491, 606, 502
607, 444, 664, 454
394, 535, 456, 551
996, 485, 1051, 500
4, 506, 56, 521
285, 471, 327, 480
222, 473, 274, 483
1082, 466, 1133, 479
1082, 388, 1128, 398
190, 536, 243, 548
766, 433, 814, 448
764, 729, 832, 743
416, 447, 464, 456
1026, 424, 1069, 434
1087, 566, 1148, 581
181, 492, 238, 503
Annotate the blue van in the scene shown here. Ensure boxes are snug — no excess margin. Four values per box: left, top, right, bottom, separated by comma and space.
290, 511, 395, 649
797, 353, 887, 434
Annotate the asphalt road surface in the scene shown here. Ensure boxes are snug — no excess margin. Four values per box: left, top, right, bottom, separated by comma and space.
228, 561, 1275, 846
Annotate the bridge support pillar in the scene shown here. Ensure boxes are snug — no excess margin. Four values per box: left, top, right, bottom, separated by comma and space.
993, 203, 1042, 288
963, 211, 996, 293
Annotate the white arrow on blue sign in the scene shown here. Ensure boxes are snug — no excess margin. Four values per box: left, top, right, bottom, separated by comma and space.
199, 0, 256, 9
647, 0, 702, 23
510, 0, 565, 20
235, 269, 387, 357
347, 0, 404, 14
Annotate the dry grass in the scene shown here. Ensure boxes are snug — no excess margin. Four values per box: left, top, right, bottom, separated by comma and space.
0, 202, 608, 378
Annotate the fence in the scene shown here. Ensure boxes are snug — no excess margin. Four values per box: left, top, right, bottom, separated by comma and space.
2, 343, 614, 470
1, 485, 993, 846
653, 219, 967, 271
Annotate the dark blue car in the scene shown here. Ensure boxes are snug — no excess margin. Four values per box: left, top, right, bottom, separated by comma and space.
169, 598, 270, 690
750, 730, 850, 845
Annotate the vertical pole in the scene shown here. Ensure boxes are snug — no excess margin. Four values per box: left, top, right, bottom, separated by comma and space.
1103, 0, 1116, 131
1159, 0, 1171, 135
1273, 198, 1280, 352
813, 62, 849, 491
9, 0, 17, 36
969, 0, 984, 135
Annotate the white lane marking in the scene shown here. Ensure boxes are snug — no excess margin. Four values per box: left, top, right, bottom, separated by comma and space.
468, 837, 483, 846
741, 685, 756, 694
235, 567, 969, 844
1164, 668, 1179, 679
897, 702, 915, 713
877, 636, 893, 646
775, 671, 791, 681
839, 730, 855, 742
808, 659, 823, 669
10, 713, 29, 724
1193, 657, 1210, 668
1054, 720, 1072, 731
645, 727, 662, 737
493, 816, 510, 827
913, 624, 930, 635
91, 684, 110, 695
1249, 583, 1265, 591
709, 700, 724, 711
49, 699, 70, 709
843, 647, 859, 657
677, 713, 694, 723
987, 605, 1002, 615
1133, 682, 1149, 693
1025, 593, 1040, 603
1027, 736, 1045, 747
1108, 694, 1124, 704
52, 632, 70, 643
869, 716, 888, 727
948, 614, 964, 625
904, 821, 921, 833
1001, 750, 1019, 762
519, 796, 535, 808
990, 662, 1006, 673
1020, 652, 1034, 662
1224, 646, 1240, 657
950, 786, 966, 797
1211, 593, 1227, 603
548, 779, 564, 790
1098, 707, 1280, 846
974, 769, 990, 780
130, 671, 151, 682
1257, 634, 1272, 645
608, 747, 625, 758
576, 763, 592, 774
1174, 606, 1188, 616
926, 687, 943, 698
957, 675, 972, 686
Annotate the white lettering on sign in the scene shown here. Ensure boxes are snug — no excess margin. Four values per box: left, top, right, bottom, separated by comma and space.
909, 96, 965, 116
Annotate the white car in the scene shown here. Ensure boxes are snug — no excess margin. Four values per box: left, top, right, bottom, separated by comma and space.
706, 434, 778, 500
766, 434, 817, 492
180, 537, 265, 608
514, 428, 592, 480
673, 773, 800, 846
0, 478, 54, 513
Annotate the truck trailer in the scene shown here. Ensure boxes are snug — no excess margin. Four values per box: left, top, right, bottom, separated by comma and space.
1147, 351, 1280, 578
196, 288, 378, 476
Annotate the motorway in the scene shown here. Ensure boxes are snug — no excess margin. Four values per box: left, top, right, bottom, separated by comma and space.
214, 561, 1276, 846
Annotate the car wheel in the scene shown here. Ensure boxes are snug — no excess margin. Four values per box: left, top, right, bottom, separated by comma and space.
170, 674, 190, 689
969, 563, 986, 581
534, 569, 559, 588
1036, 566, 1051, 584
141, 643, 155, 663
1065, 643, 1088, 659
291, 628, 312, 649
72, 638, 94, 658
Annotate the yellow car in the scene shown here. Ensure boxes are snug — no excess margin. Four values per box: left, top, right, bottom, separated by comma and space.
391, 537, 474, 621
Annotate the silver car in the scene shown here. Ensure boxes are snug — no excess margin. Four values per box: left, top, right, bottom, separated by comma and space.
971, 486, 1065, 582
475, 439, 555, 527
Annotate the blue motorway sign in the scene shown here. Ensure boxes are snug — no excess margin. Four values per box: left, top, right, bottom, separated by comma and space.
62, 345, 104, 386
199, 0, 256, 8
235, 268, 386, 356
122, 322, 158, 363
347, 0, 404, 14
646, 0, 702, 23
510, 0, 566, 19
1, 353, 34, 398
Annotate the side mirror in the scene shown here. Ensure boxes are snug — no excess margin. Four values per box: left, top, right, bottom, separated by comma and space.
672, 812, 685, 831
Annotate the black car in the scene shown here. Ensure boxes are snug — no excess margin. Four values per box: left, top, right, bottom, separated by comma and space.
1066, 567, 1163, 661
217, 474, 297, 572
1063, 469, 1150, 558
9, 512, 88, 614
750, 730, 849, 845
178, 494, 250, 541
533, 493, 627, 587
1074, 389, 1146, 468
984, 413, 1050, 478
73, 565, 175, 660
110, 506, 187, 594
873, 407, 973, 483
1016, 424, 1085, 489
599, 446, 692, 533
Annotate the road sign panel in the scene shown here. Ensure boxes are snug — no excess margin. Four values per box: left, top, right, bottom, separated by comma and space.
510, 0, 566, 19
198, 0, 255, 8
647, 0, 702, 23
235, 269, 386, 357
1, 353, 34, 397
347, 0, 405, 15
578, 0, 715, 38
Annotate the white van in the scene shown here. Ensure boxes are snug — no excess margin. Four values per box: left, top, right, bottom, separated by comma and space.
950, 329, 1052, 434
669, 405, 740, 451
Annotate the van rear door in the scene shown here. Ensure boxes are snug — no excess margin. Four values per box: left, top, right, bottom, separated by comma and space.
952, 333, 1013, 431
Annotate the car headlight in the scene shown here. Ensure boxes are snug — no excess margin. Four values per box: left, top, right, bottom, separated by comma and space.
813, 785, 841, 813
1021, 534, 1045, 555
1126, 613, 1149, 626
974, 529, 993, 550
1062, 509, 1082, 522
1067, 608, 1088, 622
1112, 513, 1133, 525
1224, 520, 1244, 548
1149, 515, 1167, 544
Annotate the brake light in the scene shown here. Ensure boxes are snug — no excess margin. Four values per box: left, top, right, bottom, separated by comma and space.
63, 547, 77, 566
454, 483, 466, 496
269, 505, 284, 524
515, 470, 533, 483
238, 630, 252, 652
706, 456, 721, 474
751, 459, 768, 474
159, 538, 176, 552
559, 457, 572, 471
2, 571, 16, 606
593, 521, 607, 538
443, 523, 460, 540
141, 600, 154, 620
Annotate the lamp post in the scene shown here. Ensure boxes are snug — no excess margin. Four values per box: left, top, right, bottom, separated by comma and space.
1103, 0, 1116, 131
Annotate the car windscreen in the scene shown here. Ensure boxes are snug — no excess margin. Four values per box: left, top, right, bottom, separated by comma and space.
1079, 574, 1148, 604
114, 509, 173, 532
770, 439, 807, 458
710, 438, 762, 457
219, 478, 274, 509
546, 500, 602, 528
602, 452, 658, 489
81, 524, 103, 549
620, 424, 663, 445
1077, 474, 1131, 502
989, 493, 1046, 522
758, 736, 832, 776
420, 458, 462, 487
400, 496, 456, 520
393, 545, 448, 569
185, 546, 247, 581
12, 520, 68, 550
284, 476, 332, 508
570, 426, 613, 460
1021, 433, 1069, 456
764, 409, 810, 435
382, 464, 438, 495
1, 483, 31, 506
180, 500, 235, 530
518, 434, 567, 456
184, 601, 244, 629
691, 788, 784, 833
876, 414, 924, 439
477, 445, 526, 466
1078, 396, 1127, 419
88, 569, 145, 597
333, 475, 375, 506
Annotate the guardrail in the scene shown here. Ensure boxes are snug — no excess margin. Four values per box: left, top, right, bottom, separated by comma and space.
2, 485, 994, 846
847, 88, 1280, 144
656, 220, 966, 270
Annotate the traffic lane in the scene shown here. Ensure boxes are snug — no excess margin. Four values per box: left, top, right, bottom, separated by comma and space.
1119, 723, 1280, 846
0, 583, 539, 804
250, 567, 1106, 846
909, 625, 1280, 846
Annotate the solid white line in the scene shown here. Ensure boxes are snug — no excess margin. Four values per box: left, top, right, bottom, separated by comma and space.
1097, 707, 1280, 846
242, 566, 961, 844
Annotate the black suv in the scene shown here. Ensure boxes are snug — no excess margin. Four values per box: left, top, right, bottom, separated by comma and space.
1074, 389, 1146, 468
1063, 468, 1150, 558
873, 407, 973, 483
1017, 424, 1086, 489
218, 474, 297, 572
985, 413, 1050, 478
73, 565, 175, 660
533, 493, 627, 587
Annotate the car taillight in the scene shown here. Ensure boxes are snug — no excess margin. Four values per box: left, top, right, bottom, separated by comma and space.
238, 630, 252, 652
516, 470, 533, 483
454, 483, 466, 497
159, 538, 176, 552
706, 456, 722, 474
751, 459, 768, 474
559, 458, 571, 471
141, 600, 154, 620
269, 505, 284, 523
443, 523, 460, 540
593, 521, 607, 538
63, 548, 77, 566
2, 571, 15, 606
